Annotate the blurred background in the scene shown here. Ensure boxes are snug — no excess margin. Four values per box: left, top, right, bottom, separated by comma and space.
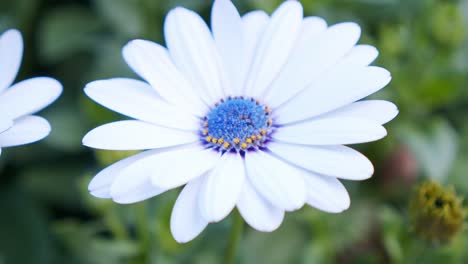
0, 0, 467, 263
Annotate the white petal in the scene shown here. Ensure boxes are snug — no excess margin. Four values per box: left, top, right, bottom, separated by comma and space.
114, 145, 218, 189
113, 183, 167, 204
0, 115, 50, 147
304, 173, 350, 213
212, 0, 243, 96
264, 16, 328, 106
0, 77, 62, 120
165, 7, 225, 104
338, 44, 379, 67
0, 116, 12, 133
318, 100, 398, 125
237, 178, 284, 232
198, 153, 245, 222
84, 78, 200, 130
275, 66, 391, 124
171, 177, 208, 243
238, 11, 269, 96
243, 1, 303, 98
0, 29, 23, 93
83, 120, 198, 150
149, 147, 219, 189
245, 151, 306, 211
273, 117, 387, 145
122, 40, 207, 116
268, 142, 374, 180
265, 22, 361, 108
110, 153, 168, 204
266, 22, 367, 108
88, 150, 160, 198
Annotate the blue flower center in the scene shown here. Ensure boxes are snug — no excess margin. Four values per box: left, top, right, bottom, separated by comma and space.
201, 97, 273, 152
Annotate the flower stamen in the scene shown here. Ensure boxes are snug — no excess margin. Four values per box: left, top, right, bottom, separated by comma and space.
200, 97, 273, 152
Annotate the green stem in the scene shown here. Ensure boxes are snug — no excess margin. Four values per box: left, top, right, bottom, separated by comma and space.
135, 203, 150, 264
224, 210, 244, 264
104, 209, 129, 240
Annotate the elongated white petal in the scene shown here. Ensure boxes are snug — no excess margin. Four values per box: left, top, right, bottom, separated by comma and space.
275, 66, 391, 124
171, 177, 208, 243
84, 78, 200, 130
0, 29, 23, 93
122, 40, 207, 116
0, 116, 12, 133
338, 44, 379, 67
147, 147, 219, 189
268, 142, 374, 180
110, 158, 168, 204
237, 178, 284, 232
304, 173, 350, 213
0, 77, 62, 119
212, 0, 243, 96
264, 16, 327, 105
245, 151, 306, 211
238, 11, 269, 96
165, 7, 225, 104
199, 153, 245, 222
88, 150, 161, 198
267, 43, 377, 109
114, 183, 167, 204
82, 120, 198, 150
318, 100, 398, 125
0, 115, 50, 147
243, 1, 303, 98
273, 117, 387, 145
265, 22, 360, 107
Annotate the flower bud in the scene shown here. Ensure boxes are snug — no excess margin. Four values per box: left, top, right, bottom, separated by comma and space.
409, 181, 465, 243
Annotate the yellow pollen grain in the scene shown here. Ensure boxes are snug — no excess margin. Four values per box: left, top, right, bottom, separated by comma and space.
202, 129, 208, 135
233, 138, 240, 144
250, 135, 256, 141
241, 142, 248, 149
246, 138, 252, 144
211, 138, 218, 144
267, 119, 272, 125
265, 107, 270, 114
203, 122, 208, 127
218, 138, 224, 144
206, 136, 212, 142
223, 142, 230, 148
261, 129, 267, 135
256, 135, 262, 140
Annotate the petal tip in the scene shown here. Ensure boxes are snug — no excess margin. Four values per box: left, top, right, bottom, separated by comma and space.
2, 28, 23, 45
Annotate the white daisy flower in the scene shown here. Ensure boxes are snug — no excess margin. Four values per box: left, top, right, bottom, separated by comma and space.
0, 29, 62, 156
83, 0, 397, 243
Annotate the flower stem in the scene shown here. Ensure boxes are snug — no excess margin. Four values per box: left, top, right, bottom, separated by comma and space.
104, 209, 129, 240
224, 210, 244, 264
135, 203, 150, 264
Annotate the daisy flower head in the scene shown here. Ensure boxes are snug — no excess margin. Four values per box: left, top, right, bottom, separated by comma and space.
0, 29, 62, 156
83, 0, 397, 243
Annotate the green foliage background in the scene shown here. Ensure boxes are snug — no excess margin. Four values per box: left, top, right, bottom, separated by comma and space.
1, 0, 467, 263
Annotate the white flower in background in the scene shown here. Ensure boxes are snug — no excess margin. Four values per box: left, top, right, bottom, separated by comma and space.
0, 29, 62, 156
83, 0, 398, 243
